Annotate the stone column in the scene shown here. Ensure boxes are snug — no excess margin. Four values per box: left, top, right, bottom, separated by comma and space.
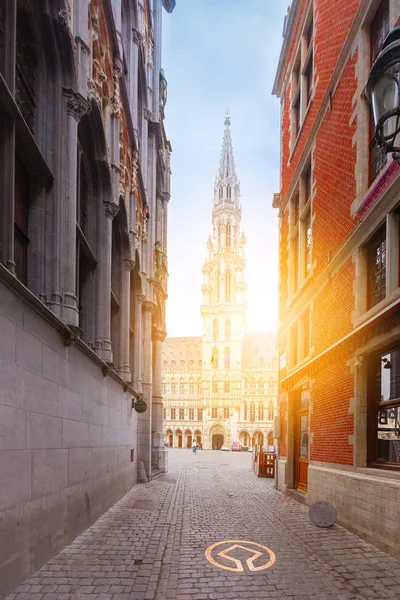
137, 301, 154, 480
134, 293, 145, 390
152, 328, 167, 473
117, 258, 134, 381
62, 90, 88, 327
98, 202, 119, 363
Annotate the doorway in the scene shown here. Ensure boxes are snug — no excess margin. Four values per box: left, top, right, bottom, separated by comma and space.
176, 430, 182, 448
212, 434, 224, 450
294, 410, 309, 492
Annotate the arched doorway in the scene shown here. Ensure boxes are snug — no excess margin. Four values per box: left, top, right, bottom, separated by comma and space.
239, 430, 250, 447
252, 431, 264, 448
194, 429, 202, 444
166, 429, 173, 448
209, 425, 225, 450
176, 429, 183, 448
267, 431, 274, 449
185, 429, 192, 448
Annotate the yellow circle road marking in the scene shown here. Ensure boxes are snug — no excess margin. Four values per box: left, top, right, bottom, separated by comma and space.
205, 540, 276, 572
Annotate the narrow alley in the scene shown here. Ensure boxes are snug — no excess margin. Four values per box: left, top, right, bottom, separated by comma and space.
6, 451, 400, 600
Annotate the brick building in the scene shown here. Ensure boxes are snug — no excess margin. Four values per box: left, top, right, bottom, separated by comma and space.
273, 0, 400, 557
0, 0, 174, 595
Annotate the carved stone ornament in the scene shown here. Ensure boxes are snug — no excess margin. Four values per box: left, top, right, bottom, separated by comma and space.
133, 29, 143, 46
124, 258, 135, 272
144, 108, 152, 121
104, 201, 120, 219
64, 89, 89, 121
113, 58, 123, 81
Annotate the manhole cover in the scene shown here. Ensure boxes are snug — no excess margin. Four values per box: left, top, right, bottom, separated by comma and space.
130, 500, 158, 511
309, 501, 337, 527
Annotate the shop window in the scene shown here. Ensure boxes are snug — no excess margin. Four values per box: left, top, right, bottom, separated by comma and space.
368, 348, 400, 466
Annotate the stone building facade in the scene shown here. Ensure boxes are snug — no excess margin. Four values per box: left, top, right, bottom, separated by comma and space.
163, 116, 278, 450
273, 0, 400, 558
0, 0, 174, 595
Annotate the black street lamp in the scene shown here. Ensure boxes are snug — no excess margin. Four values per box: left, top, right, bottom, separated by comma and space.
366, 27, 400, 160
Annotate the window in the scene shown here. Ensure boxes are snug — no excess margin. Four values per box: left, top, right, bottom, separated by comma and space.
179, 408, 184, 420
189, 408, 194, 420
219, 187, 223, 200
180, 359, 185, 370
171, 408, 176, 420
226, 271, 231, 302
212, 407, 217, 419
250, 403, 256, 422
212, 347, 218, 369
223, 347, 230, 369
369, 1, 389, 182
303, 207, 312, 276
250, 380, 256, 394
162, 383, 167, 394
14, 157, 29, 284
290, 193, 300, 294
226, 222, 231, 248
163, 408, 166, 420
227, 185, 231, 199
198, 408, 203, 421
224, 407, 230, 419
179, 380, 185, 395
225, 319, 231, 341
244, 403, 248, 420
15, 6, 37, 133
213, 319, 219, 341
189, 379, 195, 394
367, 225, 386, 308
268, 402, 274, 420
171, 380, 176, 395
258, 403, 264, 421
197, 381, 202, 394
304, 42, 313, 105
291, 10, 313, 145
224, 379, 230, 393
290, 321, 299, 367
258, 378, 265, 394
268, 377, 275, 394
300, 308, 310, 359
212, 380, 218, 394
368, 347, 400, 467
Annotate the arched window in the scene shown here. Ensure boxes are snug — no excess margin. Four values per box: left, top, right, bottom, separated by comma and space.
227, 185, 231, 199
213, 319, 219, 341
226, 271, 231, 302
197, 380, 202, 394
171, 379, 177, 395
258, 378, 265, 394
244, 402, 248, 420
250, 403, 256, 422
268, 377, 275, 394
179, 379, 185, 395
258, 403, 264, 421
224, 378, 230, 393
223, 347, 230, 369
212, 347, 218, 369
212, 378, 218, 394
189, 378, 195, 394
226, 222, 231, 249
225, 319, 231, 341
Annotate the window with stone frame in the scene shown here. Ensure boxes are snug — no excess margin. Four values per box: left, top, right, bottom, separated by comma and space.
163, 408, 166, 420
197, 380, 202, 394
179, 379, 185, 395
300, 307, 311, 360
14, 156, 29, 285
212, 380, 218, 394
213, 318, 219, 341
290, 6, 314, 148
258, 378, 265, 394
226, 270, 231, 302
367, 224, 387, 309
224, 407, 230, 419
212, 407, 217, 419
111, 207, 124, 368
179, 408, 184, 420
225, 318, 231, 341
189, 379, 195, 394
170, 408, 176, 420
197, 408, 203, 421
171, 380, 176, 395
368, 346, 400, 467
369, 0, 389, 183
244, 402, 248, 420
258, 403, 264, 421
224, 378, 230, 393
268, 402, 274, 420
250, 403, 256, 422
289, 164, 313, 297
189, 408, 194, 420
15, 4, 38, 134
226, 222, 232, 249
289, 320, 299, 368
268, 377, 275, 394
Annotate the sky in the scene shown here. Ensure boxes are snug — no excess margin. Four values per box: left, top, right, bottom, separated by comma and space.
162, 0, 288, 337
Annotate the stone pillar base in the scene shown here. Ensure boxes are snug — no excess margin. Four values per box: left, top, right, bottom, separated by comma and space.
137, 461, 149, 483
151, 446, 168, 473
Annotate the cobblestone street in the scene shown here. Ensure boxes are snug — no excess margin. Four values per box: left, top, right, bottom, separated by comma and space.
6, 450, 400, 600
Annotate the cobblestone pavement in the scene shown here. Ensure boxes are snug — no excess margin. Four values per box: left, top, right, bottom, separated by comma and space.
6, 450, 400, 600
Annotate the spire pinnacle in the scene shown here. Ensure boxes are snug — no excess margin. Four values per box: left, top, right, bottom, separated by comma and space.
224, 108, 230, 127
217, 110, 238, 185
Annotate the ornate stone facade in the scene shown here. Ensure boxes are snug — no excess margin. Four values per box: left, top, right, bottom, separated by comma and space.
162, 115, 277, 450
0, 0, 174, 595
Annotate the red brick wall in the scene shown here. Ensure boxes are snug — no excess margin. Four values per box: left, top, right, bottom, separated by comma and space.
311, 359, 354, 465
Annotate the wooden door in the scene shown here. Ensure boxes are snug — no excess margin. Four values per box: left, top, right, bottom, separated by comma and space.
169, 434, 173, 447
187, 434, 192, 448
294, 410, 309, 492
212, 434, 224, 450
177, 433, 182, 448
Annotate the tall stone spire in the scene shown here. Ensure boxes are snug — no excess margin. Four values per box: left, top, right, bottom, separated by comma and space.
214, 110, 239, 206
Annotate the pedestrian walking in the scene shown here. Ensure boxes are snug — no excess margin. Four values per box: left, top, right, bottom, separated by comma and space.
192, 439, 197, 454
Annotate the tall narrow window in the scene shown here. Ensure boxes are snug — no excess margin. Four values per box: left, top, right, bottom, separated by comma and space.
367, 225, 386, 308
212, 407, 217, 419
212, 347, 218, 369
227, 185, 231, 199
219, 187, 223, 200
268, 377, 275, 394
179, 408, 184, 420
290, 193, 300, 295
224, 407, 230, 419
369, 1, 389, 182
14, 157, 29, 285
250, 403, 256, 422
212, 379, 218, 394
213, 319, 219, 341
179, 379, 185, 395
223, 347, 230, 369
258, 403, 264, 421
189, 378, 195, 394
224, 378, 230, 393
304, 17, 313, 105
226, 271, 231, 302
171, 380, 176, 395
15, 6, 37, 133
111, 211, 123, 366
258, 378, 265, 394
225, 319, 231, 341
226, 222, 231, 249
290, 321, 299, 367
303, 207, 312, 277
198, 408, 203, 421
